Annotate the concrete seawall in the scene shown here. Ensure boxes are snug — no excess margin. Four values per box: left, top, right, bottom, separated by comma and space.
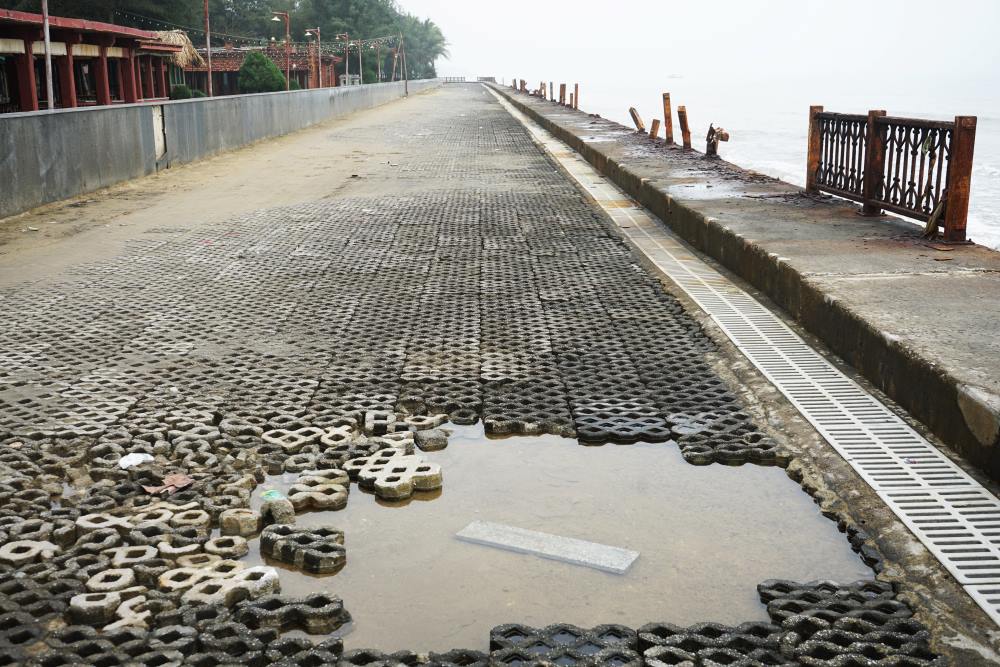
0, 79, 440, 220
491, 83, 1000, 481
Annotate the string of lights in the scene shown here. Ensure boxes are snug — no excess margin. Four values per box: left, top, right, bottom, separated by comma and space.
113, 9, 402, 53
113, 10, 267, 46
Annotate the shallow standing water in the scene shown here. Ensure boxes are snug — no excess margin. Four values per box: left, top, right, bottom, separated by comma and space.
248, 424, 872, 651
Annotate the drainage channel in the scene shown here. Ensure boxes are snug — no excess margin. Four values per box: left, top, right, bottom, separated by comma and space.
488, 87, 1000, 626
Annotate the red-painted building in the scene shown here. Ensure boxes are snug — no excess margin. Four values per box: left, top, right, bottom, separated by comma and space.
185, 44, 341, 96
0, 9, 185, 113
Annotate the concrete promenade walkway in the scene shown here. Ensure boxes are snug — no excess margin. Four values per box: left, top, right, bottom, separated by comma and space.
0, 84, 996, 663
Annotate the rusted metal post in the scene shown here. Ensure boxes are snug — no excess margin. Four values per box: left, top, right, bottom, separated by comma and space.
573, 83, 579, 109
559, 83, 566, 105
649, 118, 661, 139
662, 93, 674, 145
629, 107, 645, 133
942, 116, 977, 243
860, 109, 887, 215
677, 106, 691, 149
705, 125, 729, 157
806, 105, 824, 192
569, 93, 574, 108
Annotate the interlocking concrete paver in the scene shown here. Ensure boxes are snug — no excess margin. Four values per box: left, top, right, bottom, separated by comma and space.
0, 85, 975, 662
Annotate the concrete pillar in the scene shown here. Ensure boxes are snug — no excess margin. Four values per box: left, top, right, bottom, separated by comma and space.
17, 39, 38, 111
57, 52, 76, 108
121, 48, 136, 103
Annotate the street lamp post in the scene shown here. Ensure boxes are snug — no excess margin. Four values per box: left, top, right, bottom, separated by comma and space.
271, 12, 290, 91
357, 39, 363, 84
203, 0, 212, 96
41, 0, 53, 109
305, 27, 322, 88
336, 33, 349, 85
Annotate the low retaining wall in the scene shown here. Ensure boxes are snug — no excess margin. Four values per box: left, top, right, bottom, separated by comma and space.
0, 79, 440, 220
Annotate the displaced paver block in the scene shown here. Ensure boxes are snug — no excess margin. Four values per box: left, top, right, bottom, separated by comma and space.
344, 449, 442, 500
288, 469, 350, 511
456, 521, 639, 574
260, 524, 346, 574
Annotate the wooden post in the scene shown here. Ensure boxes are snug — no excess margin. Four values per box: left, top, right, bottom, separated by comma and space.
569, 93, 574, 108
806, 105, 824, 192
559, 83, 566, 105
662, 93, 674, 145
573, 83, 578, 109
540, 81, 545, 100
649, 118, 660, 139
861, 109, 887, 215
549, 82, 553, 101
677, 105, 691, 149
942, 116, 977, 243
628, 107, 645, 133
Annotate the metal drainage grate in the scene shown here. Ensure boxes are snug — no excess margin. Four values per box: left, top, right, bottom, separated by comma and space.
489, 87, 1000, 625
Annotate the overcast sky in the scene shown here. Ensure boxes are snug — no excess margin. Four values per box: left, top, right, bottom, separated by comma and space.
399, 0, 1000, 93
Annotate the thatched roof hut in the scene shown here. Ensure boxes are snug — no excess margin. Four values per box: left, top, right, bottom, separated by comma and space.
155, 30, 205, 69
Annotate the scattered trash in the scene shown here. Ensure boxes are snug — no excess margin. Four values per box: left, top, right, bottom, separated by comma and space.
142, 473, 194, 496
21, 226, 39, 232
260, 489, 287, 501
351, 174, 360, 178
118, 453, 154, 469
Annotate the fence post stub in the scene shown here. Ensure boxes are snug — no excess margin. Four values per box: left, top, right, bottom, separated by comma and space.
861, 109, 887, 216
806, 105, 824, 192
943, 115, 977, 243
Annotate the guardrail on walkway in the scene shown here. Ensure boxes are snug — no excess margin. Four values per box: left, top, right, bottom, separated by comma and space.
441, 77, 467, 83
807, 107, 977, 243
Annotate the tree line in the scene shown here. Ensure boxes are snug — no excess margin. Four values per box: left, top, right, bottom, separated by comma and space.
0, 0, 448, 80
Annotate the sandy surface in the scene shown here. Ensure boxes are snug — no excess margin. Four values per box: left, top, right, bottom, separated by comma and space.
0, 89, 434, 286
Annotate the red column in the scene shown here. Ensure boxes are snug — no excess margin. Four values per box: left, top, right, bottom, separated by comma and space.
142, 56, 154, 99
121, 48, 136, 102
95, 45, 111, 105
58, 52, 77, 108
115, 58, 125, 102
156, 58, 168, 97
17, 39, 38, 111
132, 55, 143, 100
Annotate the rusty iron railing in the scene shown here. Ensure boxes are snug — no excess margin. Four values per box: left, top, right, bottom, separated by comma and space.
807, 106, 977, 243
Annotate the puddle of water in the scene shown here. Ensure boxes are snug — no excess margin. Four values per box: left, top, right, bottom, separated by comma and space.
246, 424, 871, 651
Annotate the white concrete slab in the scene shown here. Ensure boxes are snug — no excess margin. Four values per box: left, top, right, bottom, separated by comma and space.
456, 520, 639, 574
